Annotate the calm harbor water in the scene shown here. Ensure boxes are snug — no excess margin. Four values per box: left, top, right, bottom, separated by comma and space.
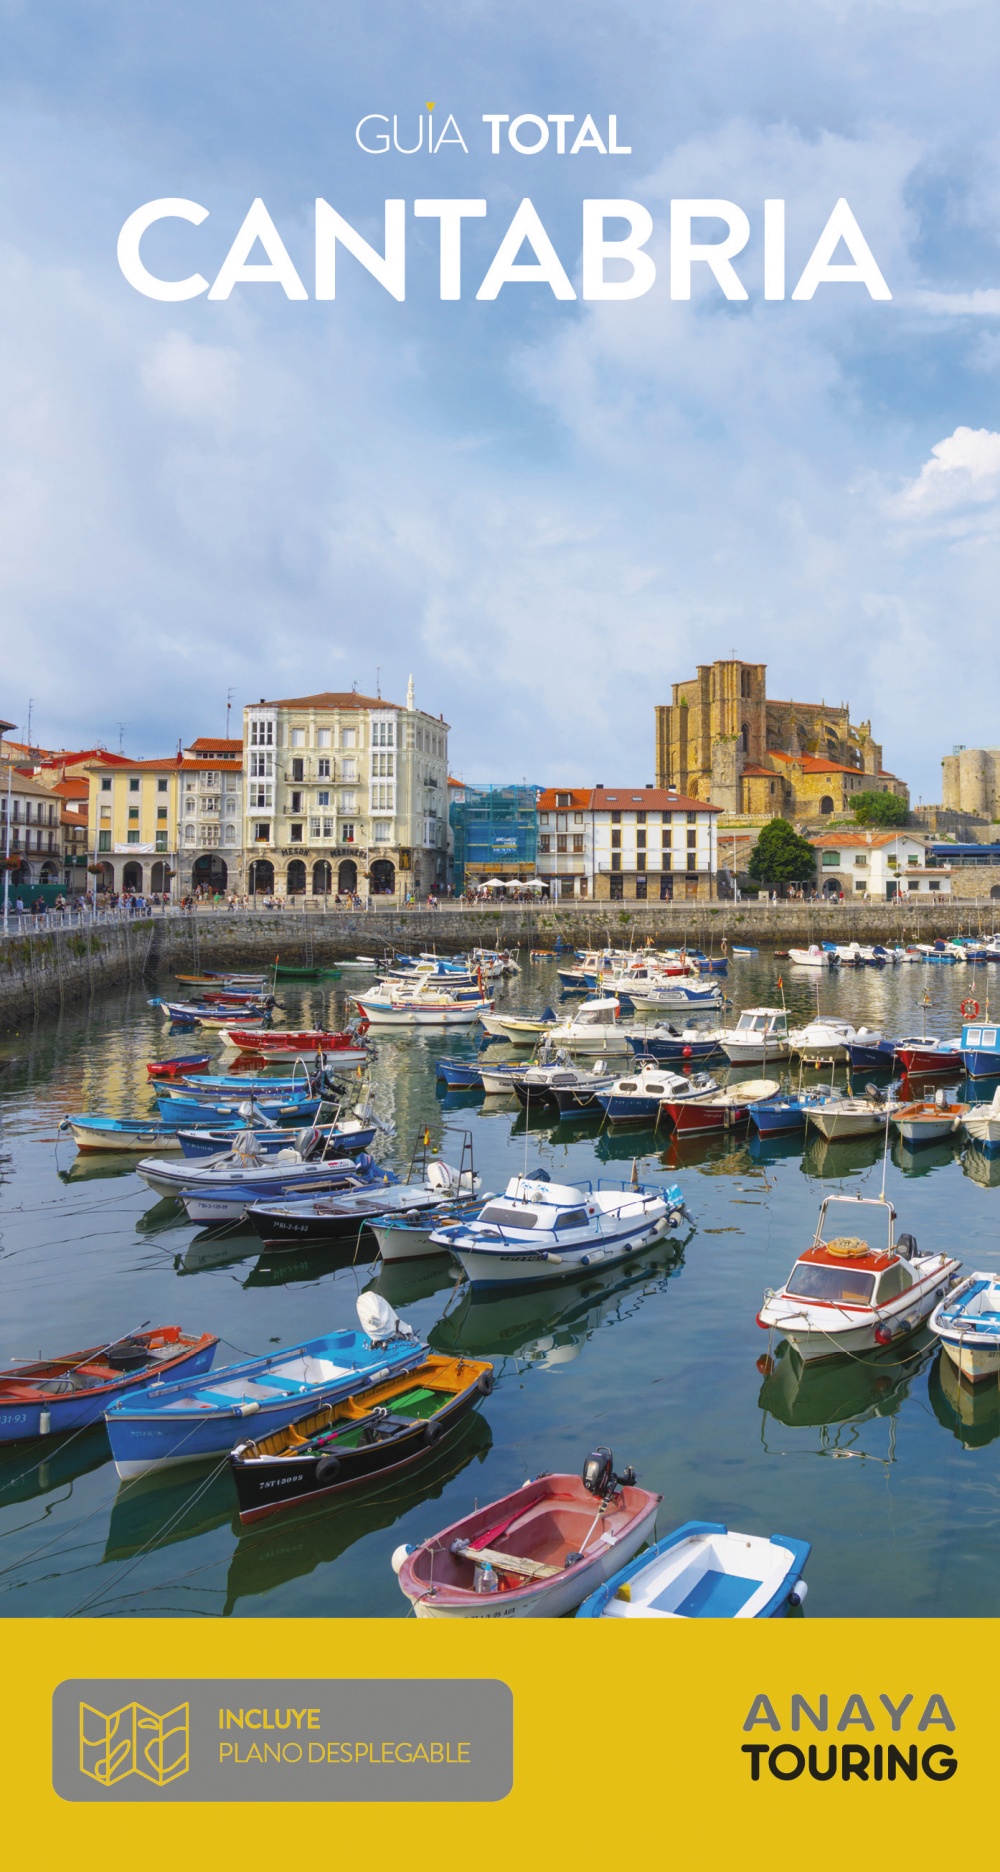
0, 949, 998, 1619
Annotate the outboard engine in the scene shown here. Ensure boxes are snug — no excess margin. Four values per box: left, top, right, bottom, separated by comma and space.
896, 1232, 918, 1259
356, 1292, 417, 1345
582, 1447, 636, 1499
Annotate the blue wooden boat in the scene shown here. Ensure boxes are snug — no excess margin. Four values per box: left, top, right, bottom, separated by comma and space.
960, 1018, 1000, 1079
155, 1093, 322, 1124
750, 1094, 823, 1138
0, 1327, 219, 1442
61, 1113, 189, 1151
576, 1521, 810, 1618
104, 1304, 425, 1477
178, 1120, 377, 1159
844, 1034, 897, 1072
435, 1058, 484, 1088
624, 1029, 722, 1063
172, 1069, 335, 1094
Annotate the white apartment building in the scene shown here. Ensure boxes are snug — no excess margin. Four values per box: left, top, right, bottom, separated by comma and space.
591, 787, 720, 901
178, 737, 245, 895
243, 679, 449, 900
811, 831, 953, 899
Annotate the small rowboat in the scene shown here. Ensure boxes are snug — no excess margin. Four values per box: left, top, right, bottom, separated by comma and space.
61, 1114, 187, 1152
104, 1298, 425, 1478
229, 1354, 493, 1521
929, 1272, 1000, 1384
0, 1327, 219, 1441
146, 1054, 213, 1080
392, 1448, 659, 1618
576, 1522, 811, 1619
219, 1029, 366, 1058
892, 1095, 968, 1145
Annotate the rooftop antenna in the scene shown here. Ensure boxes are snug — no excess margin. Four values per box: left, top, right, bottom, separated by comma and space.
376, 666, 381, 699
26, 697, 34, 751
117, 721, 129, 754
226, 686, 236, 738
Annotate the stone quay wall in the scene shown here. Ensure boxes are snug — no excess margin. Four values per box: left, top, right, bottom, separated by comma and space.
2, 898, 999, 1036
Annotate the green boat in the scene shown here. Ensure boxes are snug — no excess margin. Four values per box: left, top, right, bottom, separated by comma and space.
273, 965, 342, 981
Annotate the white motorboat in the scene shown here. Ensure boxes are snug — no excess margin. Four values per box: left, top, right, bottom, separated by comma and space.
963, 1087, 1000, 1149
805, 1091, 896, 1141
756, 1192, 962, 1363
788, 1017, 860, 1063
546, 998, 632, 1054
352, 984, 493, 1027
627, 981, 724, 1013
929, 1272, 1000, 1384
434, 1172, 685, 1288
720, 1007, 790, 1064
788, 946, 836, 969
594, 1064, 717, 1124
892, 1089, 969, 1145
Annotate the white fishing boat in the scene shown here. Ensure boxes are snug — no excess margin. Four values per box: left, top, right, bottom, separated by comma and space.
929, 1272, 1000, 1384
787, 1017, 860, 1063
756, 1192, 962, 1363
576, 1523, 811, 1619
627, 980, 724, 1013
963, 1087, 1000, 1149
892, 1090, 969, 1145
788, 946, 836, 968
352, 984, 493, 1027
720, 1008, 790, 1064
546, 998, 632, 1054
594, 1064, 717, 1124
435, 1172, 685, 1288
805, 1091, 896, 1141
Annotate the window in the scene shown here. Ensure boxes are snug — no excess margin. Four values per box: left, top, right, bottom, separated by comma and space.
290, 791, 303, 813
572, 835, 584, 854
341, 728, 357, 749
907, 854, 919, 866
611, 829, 621, 849
255, 823, 270, 841
574, 812, 583, 825
342, 823, 355, 842
929, 880, 940, 891
291, 728, 305, 748
538, 834, 551, 854
157, 779, 167, 793
310, 818, 321, 837
98, 830, 110, 852
317, 729, 331, 749
288, 822, 302, 841
610, 874, 623, 899
100, 777, 112, 792
556, 792, 571, 808
128, 807, 139, 822
687, 829, 696, 848
250, 719, 273, 746
291, 758, 304, 782
373, 721, 395, 748
127, 829, 140, 844
854, 855, 868, 867
322, 817, 334, 838
855, 879, 866, 891
250, 784, 271, 809
250, 750, 272, 777
340, 759, 357, 782
611, 810, 621, 824
822, 851, 840, 866
611, 852, 621, 872
373, 822, 391, 842
635, 876, 647, 899
637, 810, 646, 824
340, 792, 358, 813
129, 777, 139, 792
317, 790, 330, 806
786, 1262, 875, 1304
317, 759, 330, 778
372, 751, 394, 777
637, 829, 646, 849
157, 807, 167, 822
155, 831, 168, 851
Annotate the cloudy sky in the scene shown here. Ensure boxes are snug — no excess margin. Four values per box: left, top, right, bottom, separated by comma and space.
2, 0, 999, 801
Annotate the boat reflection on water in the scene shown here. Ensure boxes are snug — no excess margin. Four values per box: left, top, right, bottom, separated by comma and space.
366, 1253, 460, 1312
104, 1456, 237, 1563
758, 1335, 935, 1433
429, 1233, 689, 1365
799, 1131, 884, 1179
223, 1411, 493, 1614
58, 1151, 141, 1185
435, 1085, 484, 1113
135, 1196, 189, 1236
961, 1143, 1000, 1189
891, 1136, 959, 1178
175, 1230, 260, 1277
928, 1349, 1000, 1450
242, 1236, 378, 1289
0, 1423, 110, 1509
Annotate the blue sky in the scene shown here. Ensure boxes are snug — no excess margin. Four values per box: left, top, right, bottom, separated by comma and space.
2, 0, 1000, 802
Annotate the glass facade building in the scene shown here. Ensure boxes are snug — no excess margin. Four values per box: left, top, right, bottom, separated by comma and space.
449, 783, 539, 891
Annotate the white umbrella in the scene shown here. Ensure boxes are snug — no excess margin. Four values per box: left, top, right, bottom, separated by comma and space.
503, 878, 524, 890
525, 879, 548, 890
478, 878, 506, 890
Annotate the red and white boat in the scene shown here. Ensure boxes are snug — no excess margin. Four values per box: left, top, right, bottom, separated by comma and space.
894, 1037, 962, 1076
661, 1077, 781, 1138
218, 1028, 368, 1061
392, 1449, 660, 1618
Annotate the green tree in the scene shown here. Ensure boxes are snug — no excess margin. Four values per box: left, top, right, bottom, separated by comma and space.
853, 789, 908, 827
748, 818, 817, 889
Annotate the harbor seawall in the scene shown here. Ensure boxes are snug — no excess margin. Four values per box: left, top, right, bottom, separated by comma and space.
0, 901, 996, 1036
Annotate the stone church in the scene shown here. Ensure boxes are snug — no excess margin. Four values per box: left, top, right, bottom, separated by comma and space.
654, 658, 908, 824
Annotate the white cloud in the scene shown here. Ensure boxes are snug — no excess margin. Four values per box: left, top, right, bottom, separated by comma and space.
901, 426, 1000, 513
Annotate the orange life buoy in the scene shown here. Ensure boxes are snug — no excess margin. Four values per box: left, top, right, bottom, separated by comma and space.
962, 998, 980, 1019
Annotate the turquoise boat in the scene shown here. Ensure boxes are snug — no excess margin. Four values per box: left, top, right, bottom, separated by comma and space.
576, 1521, 811, 1618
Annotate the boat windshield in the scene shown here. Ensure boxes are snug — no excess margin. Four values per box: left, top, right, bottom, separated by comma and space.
785, 1262, 876, 1305
478, 1205, 538, 1230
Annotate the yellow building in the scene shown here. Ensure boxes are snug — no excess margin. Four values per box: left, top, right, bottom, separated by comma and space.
86, 756, 181, 896
654, 657, 907, 824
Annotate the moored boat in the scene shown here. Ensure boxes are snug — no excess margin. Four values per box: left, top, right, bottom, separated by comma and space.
576, 1522, 811, 1618
435, 1172, 684, 1288
720, 1008, 790, 1064
219, 1028, 367, 1057
247, 1157, 480, 1246
959, 1015, 1000, 1078
146, 1054, 213, 1079
594, 1064, 717, 1124
392, 1447, 660, 1618
788, 1018, 860, 1063
662, 1078, 781, 1138
0, 1327, 219, 1442
892, 1091, 968, 1145
805, 1090, 896, 1141
104, 1298, 425, 1478
230, 1353, 493, 1521
962, 1086, 1000, 1150
894, 1037, 962, 1076
929, 1272, 1000, 1384
756, 1192, 962, 1363
60, 1114, 187, 1153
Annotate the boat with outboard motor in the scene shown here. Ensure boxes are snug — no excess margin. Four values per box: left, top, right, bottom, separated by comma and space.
512, 1054, 616, 1115
756, 1192, 962, 1362
432, 1171, 685, 1288
788, 946, 836, 969
177, 1114, 378, 1158
661, 1078, 781, 1138
61, 1114, 188, 1152
962, 1087, 1000, 1150
720, 1008, 789, 1064
805, 1088, 897, 1141
246, 1156, 481, 1246
626, 980, 724, 1013
929, 1272, 1000, 1384
787, 1018, 861, 1064
392, 1446, 660, 1618
545, 998, 632, 1054
892, 1091, 969, 1145
622, 1022, 723, 1063
104, 1296, 425, 1478
0, 1327, 219, 1442
230, 1341, 494, 1521
576, 1522, 810, 1619
894, 1036, 962, 1075
594, 1063, 718, 1124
